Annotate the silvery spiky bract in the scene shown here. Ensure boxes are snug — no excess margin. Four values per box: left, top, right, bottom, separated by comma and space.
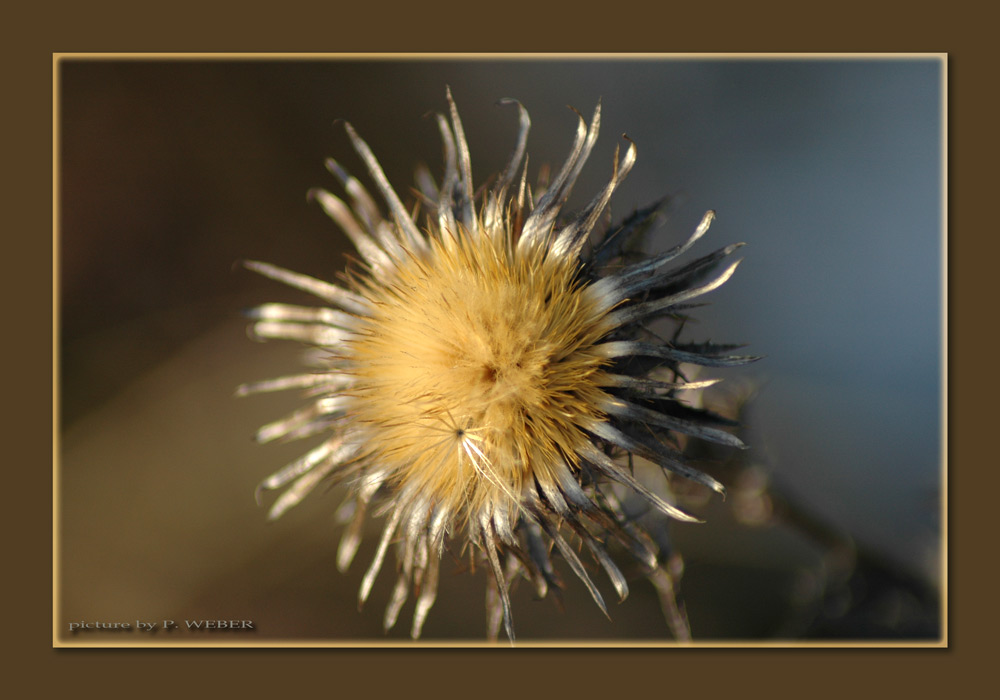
240, 89, 756, 641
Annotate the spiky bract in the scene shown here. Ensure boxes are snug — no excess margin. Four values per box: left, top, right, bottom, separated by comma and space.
241, 89, 755, 641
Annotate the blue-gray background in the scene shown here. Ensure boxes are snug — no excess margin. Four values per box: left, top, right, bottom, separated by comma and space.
59, 58, 942, 641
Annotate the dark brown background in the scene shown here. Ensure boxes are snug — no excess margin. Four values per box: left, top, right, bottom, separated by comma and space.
11, 0, 990, 694
55, 56, 943, 644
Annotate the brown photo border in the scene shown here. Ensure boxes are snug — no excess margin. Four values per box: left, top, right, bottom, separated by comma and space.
14, 0, 986, 693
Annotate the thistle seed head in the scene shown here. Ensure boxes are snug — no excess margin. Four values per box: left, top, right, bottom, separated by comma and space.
348, 226, 615, 530
240, 89, 756, 641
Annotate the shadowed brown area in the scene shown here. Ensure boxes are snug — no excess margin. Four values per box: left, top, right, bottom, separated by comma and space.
57, 58, 942, 642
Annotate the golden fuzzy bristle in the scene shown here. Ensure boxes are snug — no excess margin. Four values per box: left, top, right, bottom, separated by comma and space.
242, 92, 753, 640
347, 223, 614, 531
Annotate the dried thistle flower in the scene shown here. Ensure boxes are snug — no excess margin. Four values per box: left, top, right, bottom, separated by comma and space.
240, 89, 756, 641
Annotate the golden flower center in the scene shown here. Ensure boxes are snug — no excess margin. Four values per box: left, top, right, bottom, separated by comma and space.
347, 231, 612, 521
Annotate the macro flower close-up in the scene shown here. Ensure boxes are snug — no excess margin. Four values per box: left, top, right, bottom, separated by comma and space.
57, 57, 943, 646
241, 90, 755, 640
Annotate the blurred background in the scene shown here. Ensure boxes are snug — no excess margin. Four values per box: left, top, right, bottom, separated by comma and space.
57, 57, 943, 642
